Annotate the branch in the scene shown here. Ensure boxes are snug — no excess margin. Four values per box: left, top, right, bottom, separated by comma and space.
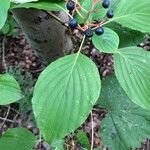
43, 10, 69, 28
91, 111, 94, 150
2, 36, 8, 73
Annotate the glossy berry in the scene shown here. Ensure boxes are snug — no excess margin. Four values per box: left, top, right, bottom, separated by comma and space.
102, 0, 110, 8
95, 27, 104, 35
66, 0, 75, 11
69, 19, 78, 28
107, 10, 114, 18
84, 28, 93, 38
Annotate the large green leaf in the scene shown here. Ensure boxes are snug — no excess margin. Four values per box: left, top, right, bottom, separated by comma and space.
0, 74, 22, 105
92, 27, 119, 53
0, 128, 37, 150
106, 0, 150, 32
0, 0, 10, 29
105, 22, 145, 48
32, 53, 101, 143
11, 1, 66, 11
114, 47, 150, 110
98, 76, 150, 150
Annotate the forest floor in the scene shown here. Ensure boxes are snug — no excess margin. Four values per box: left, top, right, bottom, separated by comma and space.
0, 28, 150, 150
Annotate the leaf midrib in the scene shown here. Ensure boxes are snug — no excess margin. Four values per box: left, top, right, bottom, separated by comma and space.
103, 12, 149, 26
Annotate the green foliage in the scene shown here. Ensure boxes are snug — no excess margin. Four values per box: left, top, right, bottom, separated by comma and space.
0, 15, 17, 36
74, 0, 120, 24
92, 27, 119, 53
0, 74, 22, 105
0, 128, 37, 150
11, 0, 38, 3
32, 53, 101, 143
75, 0, 107, 24
0, 0, 150, 149
76, 130, 90, 150
51, 139, 65, 150
114, 47, 150, 110
98, 76, 150, 150
0, 0, 10, 29
9, 67, 35, 113
105, 22, 146, 48
11, 1, 66, 11
111, 0, 150, 32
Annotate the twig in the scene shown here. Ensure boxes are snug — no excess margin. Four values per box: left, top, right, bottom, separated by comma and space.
43, 9, 84, 32
43, 10, 69, 27
4, 105, 20, 114
146, 139, 150, 150
84, 0, 100, 23
39, 132, 42, 149
2, 36, 8, 73
0, 106, 10, 128
91, 111, 94, 150
0, 117, 19, 124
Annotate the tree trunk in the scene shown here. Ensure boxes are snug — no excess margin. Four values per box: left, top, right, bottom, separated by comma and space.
11, 8, 73, 64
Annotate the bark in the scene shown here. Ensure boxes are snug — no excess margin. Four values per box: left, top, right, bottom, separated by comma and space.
12, 8, 73, 64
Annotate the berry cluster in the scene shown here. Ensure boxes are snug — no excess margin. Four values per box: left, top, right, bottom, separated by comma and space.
66, 0, 114, 38
66, 0, 78, 29
102, 0, 114, 18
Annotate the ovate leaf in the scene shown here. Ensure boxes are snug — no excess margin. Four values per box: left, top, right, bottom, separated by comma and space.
32, 53, 101, 143
11, 1, 66, 11
0, 74, 22, 105
98, 76, 150, 150
0, 0, 10, 29
109, 0, 150, 32
92, 27, 119, 53
0, 128, 37, 150
114, 47, 150, 110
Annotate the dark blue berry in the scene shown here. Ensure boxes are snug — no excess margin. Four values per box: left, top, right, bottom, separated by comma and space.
84, 28, 93, 38
95, 27, 104, 35
107, 10, 114, 18
69, 19, 77, 28
66, 0, 75, 11
102, 0, 110, 8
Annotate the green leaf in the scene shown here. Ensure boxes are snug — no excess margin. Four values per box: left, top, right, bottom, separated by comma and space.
114, 47, 150, 110
105, 22, 145, 48
0, 128, 37, 150
1, 22, 10, 35
32, 53, 101, 143
51, 139, 64, 150
76, 130, 90, 150
98, 76, 150, 150
92, 27, 119, 53
11, 1, 66, 11
0, 74, 22, 105
0, 0, 10, 29
1, 15, 17, 36
107, 0, 150, 32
